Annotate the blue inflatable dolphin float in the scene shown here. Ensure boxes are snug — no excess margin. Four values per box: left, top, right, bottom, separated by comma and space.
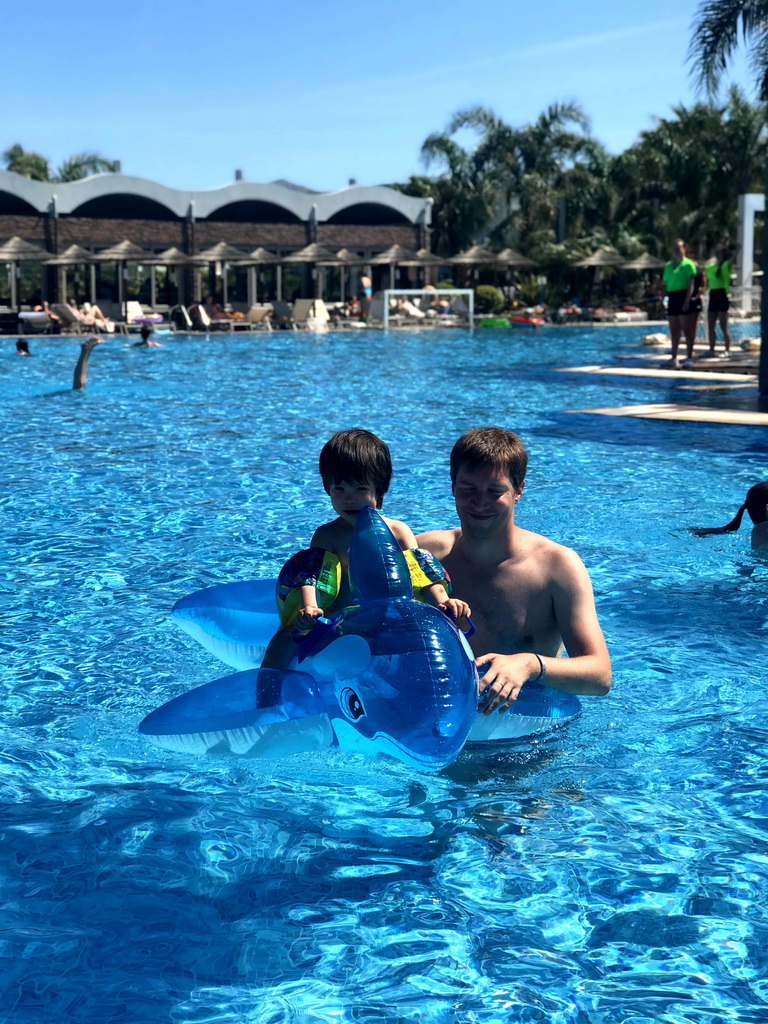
140, 508, 580, 768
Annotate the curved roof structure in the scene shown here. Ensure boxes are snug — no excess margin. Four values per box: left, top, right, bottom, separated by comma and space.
0, 171, 431, 225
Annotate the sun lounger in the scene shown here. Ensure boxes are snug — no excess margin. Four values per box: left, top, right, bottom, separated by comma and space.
50, 303, 97, 334
170, 305, 193, 331
246, 305, 273, 331
292, 298, 331, 331
271, 301, 296, 330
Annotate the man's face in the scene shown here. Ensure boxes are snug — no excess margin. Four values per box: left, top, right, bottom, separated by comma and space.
452, 464, 523, 535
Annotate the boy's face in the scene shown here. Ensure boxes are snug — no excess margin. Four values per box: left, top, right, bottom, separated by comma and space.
328, 478, 379, 524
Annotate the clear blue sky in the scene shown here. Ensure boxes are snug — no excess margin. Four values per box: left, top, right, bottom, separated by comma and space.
4, 0, 754, 193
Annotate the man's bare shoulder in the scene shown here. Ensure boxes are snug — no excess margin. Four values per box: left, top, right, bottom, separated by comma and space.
517, 527, 591, 582
416, 527, 462, 559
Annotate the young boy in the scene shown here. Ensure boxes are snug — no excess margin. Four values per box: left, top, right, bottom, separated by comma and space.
262, 429, 470, 668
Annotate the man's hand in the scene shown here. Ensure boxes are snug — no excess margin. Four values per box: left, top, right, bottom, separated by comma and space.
438, 597, 471, 628
475, 652, 539, 714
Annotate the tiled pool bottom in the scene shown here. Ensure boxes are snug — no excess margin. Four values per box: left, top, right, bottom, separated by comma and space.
2, 325, 767, 1022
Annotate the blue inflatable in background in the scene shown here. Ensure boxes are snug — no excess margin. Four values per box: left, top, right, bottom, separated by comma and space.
140, 507, 581, 767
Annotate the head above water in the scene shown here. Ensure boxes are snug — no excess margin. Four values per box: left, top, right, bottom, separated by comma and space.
319, 429, 392, 509
450, 426, 528, 490
692, 480, 768, 536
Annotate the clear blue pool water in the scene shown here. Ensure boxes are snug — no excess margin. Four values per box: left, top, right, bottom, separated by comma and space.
2, 326, 767, 1023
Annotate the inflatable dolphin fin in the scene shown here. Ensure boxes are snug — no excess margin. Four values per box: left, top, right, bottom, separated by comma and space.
348, 506, 412, 602
139, 667, 333, 757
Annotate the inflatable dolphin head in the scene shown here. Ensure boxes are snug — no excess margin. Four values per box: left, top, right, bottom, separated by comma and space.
141, 507, 479, 770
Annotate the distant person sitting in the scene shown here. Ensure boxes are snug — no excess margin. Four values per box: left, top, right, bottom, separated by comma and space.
73, 300, 115, 333
202, 295, 225, 320
134, 325, 162, 347
397, 297, 426, 318
691, 481, 768, 550
346, 296, 361, 317
16, 339, 33, 356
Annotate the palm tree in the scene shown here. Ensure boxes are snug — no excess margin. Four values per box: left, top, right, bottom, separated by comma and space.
3, 144, 118, 182
688, 0, 768, 394
3, 143, 50, 181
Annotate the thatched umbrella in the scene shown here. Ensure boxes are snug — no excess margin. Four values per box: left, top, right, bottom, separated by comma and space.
571, 248, 625, 268
195, 242, 248, 306
145, 246, 205, 266
143, 247, 205, 307
44, 244, 94, 305
621, 252, 666, 270
393, 248, 444, 289
94, 240, 152, 317
449, 245, 505, 266
368, 244, 418, 289
496, 247, 538, 269
282, 243, 339, 263
572, 248, 626, 302
43, 243, 94, 265
196, 241, 246, 262
0, 236, 52, 308
332, 248, 365, 265
282, 243, 341, 298
232, 247, 281, 303
235, 246, 281, 266
313, 248, 364, 302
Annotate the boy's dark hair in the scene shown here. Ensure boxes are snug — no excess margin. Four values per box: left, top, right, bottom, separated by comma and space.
319, 429, 392, 508
450, 427, 528, 489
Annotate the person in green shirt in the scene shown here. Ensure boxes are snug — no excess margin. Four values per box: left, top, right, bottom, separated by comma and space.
704, 245, 733, 358
661, 238, 698, 368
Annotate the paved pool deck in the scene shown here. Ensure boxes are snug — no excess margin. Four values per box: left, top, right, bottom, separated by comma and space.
558, 343, 768, 426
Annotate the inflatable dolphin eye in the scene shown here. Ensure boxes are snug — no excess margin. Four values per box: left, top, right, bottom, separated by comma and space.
339, 686, 365, 722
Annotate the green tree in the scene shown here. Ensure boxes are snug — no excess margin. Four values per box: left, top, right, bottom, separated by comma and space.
3, 144, 118, 182
688, 0, 768, 394
3, 143, 50, 181
613, 89, 767, 257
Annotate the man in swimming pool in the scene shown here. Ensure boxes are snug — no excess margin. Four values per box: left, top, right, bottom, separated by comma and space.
417, 427, 611, 715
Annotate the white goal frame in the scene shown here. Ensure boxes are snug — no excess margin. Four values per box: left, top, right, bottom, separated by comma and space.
382, 288, 474, 330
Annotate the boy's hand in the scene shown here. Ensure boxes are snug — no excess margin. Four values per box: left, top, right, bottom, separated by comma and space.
294, 606, 324, 633
438, 598, 472, 627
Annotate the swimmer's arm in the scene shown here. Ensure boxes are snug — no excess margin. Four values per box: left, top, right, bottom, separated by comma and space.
419, 582, 471, 625
385, 518, 418, 550
476, 548, 611, 714
546, 547, 611, 694
294, 524, 336, 630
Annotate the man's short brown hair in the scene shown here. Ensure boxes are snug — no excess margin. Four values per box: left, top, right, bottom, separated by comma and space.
450, 427, 528, 489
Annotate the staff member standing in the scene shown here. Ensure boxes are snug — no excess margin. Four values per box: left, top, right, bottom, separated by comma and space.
705, 245, 733, 358
662, 238, 697, 369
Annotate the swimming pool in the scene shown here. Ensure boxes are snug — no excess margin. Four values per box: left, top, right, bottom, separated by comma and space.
3, 326, 767, 1023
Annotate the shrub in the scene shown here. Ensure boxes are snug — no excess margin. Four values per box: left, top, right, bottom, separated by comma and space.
475, 284, 505, 314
